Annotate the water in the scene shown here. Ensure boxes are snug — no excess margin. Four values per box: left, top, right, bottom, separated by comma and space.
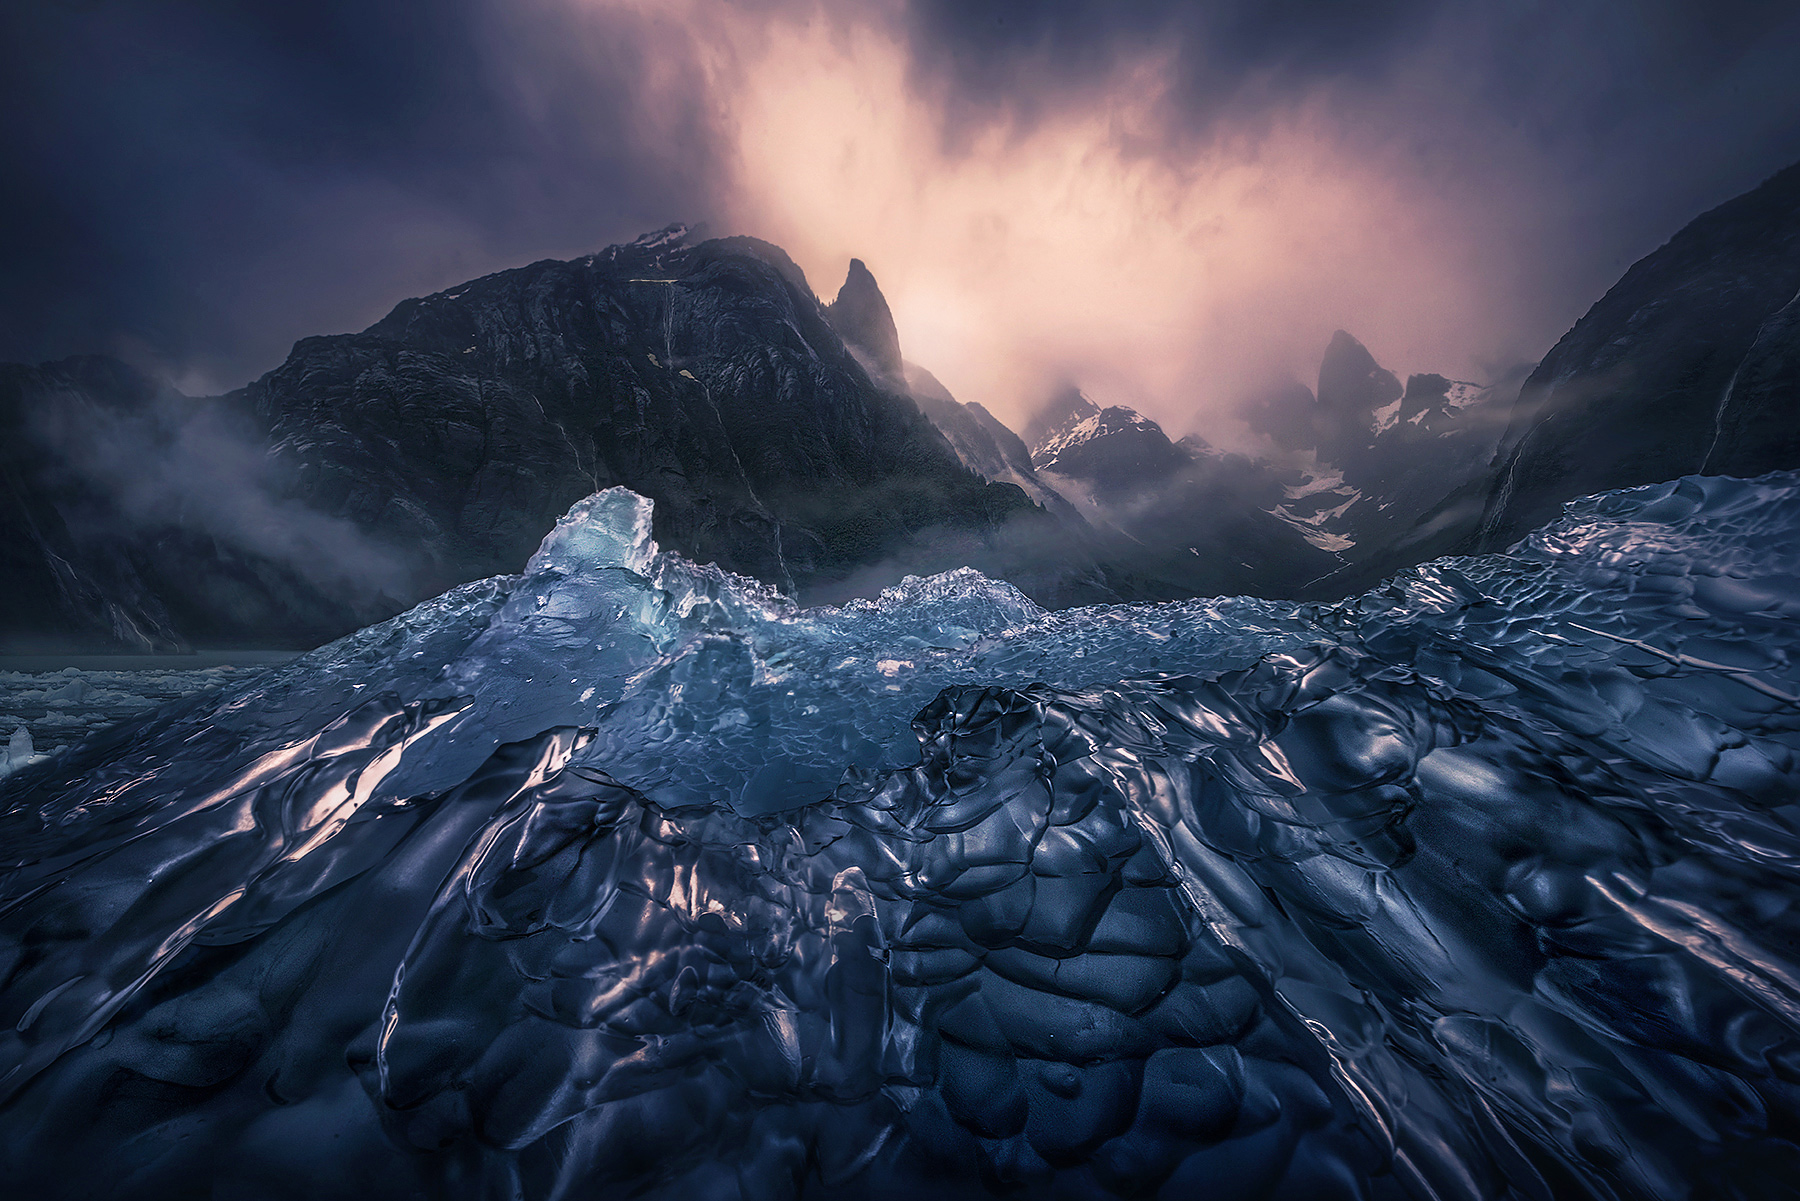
0, 652, 299, 773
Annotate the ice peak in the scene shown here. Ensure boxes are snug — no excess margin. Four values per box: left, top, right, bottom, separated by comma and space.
524, 488, 659, 577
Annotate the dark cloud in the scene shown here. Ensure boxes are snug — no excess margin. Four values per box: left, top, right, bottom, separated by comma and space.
900, 0, 1800, 219
900, 0, 1800, 241
885, 0, 1800, 415
903, 0, 1800, 130
1, 0, 1798, 406
903, 0, 1443, 130
0, 0, 729, 389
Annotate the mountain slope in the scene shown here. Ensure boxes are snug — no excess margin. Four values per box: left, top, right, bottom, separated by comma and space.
819, 261, 1139, 605
1237, 332, 1510, 595
820, 260, 1082, 522
1478, 160, 1800, 549
1, 229, 1059, 648
824, 257, 903, 385
1024, 389, 1343, 598
0, 357, 401, 652
902, 362, 1078, 519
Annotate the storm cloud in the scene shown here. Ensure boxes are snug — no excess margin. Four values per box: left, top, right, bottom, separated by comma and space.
4, 0, 1798, 437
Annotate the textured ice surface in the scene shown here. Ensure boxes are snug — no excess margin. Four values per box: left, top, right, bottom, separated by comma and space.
4, 475, 1800, 1199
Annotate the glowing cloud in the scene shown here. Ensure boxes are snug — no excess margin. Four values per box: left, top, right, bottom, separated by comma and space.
581, 0, 1555, 441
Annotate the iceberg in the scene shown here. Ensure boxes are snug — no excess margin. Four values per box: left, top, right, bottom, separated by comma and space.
3, 473, 1799, 1199
0, 725, 39, 778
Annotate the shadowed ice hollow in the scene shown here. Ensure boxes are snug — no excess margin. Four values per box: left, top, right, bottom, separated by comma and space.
3, 474, 1800, 1199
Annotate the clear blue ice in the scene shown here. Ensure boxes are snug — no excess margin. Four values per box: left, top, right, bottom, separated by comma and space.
4, 472, 1800, 1199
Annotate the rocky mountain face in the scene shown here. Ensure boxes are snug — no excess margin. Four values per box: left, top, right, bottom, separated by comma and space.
819, 262, 1070, 520
901, 364, 1079, 520
824, 258, 904, 386
1310, 329, 1405, 450
1032, 390, 1192, 482
2, 229, 1059, 649
1477, 160, 1800, 549
820, 258, 1330, 605
820, 263, 1140, 605
253, 229, 1044, 604
882, 309, 1507, 603
992, 330, 1507, 604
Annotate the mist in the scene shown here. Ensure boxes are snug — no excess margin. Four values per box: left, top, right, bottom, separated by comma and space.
30, 380, 418, 620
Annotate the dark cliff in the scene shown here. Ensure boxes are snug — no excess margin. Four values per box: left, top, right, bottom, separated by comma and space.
1479, 161, 1800, 549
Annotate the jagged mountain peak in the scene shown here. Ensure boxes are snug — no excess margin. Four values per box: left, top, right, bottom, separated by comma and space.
1021, 385, 1102, 457
1035, 403, 1166, 465
1317, 329, 1402, 417
630, 222, 691, 250
825, 257, 903, 382
1176, 432, 1218, 458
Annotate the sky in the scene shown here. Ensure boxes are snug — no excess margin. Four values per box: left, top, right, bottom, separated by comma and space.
4, 0, 1799, 439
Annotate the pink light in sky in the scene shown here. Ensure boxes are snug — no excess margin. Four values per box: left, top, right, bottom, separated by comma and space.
583, 0, 1560, 440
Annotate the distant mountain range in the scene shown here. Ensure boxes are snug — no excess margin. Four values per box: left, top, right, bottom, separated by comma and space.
4, 160, 1799, 652
821, 256, 1495, 602
1000, 334, 1509, 601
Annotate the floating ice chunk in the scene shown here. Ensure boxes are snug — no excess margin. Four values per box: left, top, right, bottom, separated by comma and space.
0, 725, 38, 778
523, 487, 658, 578
41, 676, 90, 705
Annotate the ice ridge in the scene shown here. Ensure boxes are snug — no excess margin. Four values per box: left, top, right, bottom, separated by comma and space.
2, 472, 1800, 1198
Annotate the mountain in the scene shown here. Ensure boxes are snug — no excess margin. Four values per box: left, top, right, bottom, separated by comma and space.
17, 157, 1796, 654
1478, 160, 1800, 549
819, 261, 1079, 523
819, 262, 1142, 605
1, 229, 1066, 649
1239, 332, 1509, 594
818, 260, 1337, 601
256, 229, 1040, 603
1020, 384, 1101, 454
1032, 392, 1192, 483
902, 363, 1079, 519
1001, 334, 1510, 603
1023, 389, 1343, 598
0, 357, 400, 652
824, 258, 903, 385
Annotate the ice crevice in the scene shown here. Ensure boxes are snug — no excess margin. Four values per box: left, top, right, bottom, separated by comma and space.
2, 474, 1800, 1198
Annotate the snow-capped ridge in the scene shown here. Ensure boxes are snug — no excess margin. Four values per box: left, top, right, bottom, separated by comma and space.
1035, 403, 1163, 464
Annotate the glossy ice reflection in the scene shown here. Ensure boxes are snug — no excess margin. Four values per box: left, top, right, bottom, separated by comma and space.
3, 474, 1800, 1199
